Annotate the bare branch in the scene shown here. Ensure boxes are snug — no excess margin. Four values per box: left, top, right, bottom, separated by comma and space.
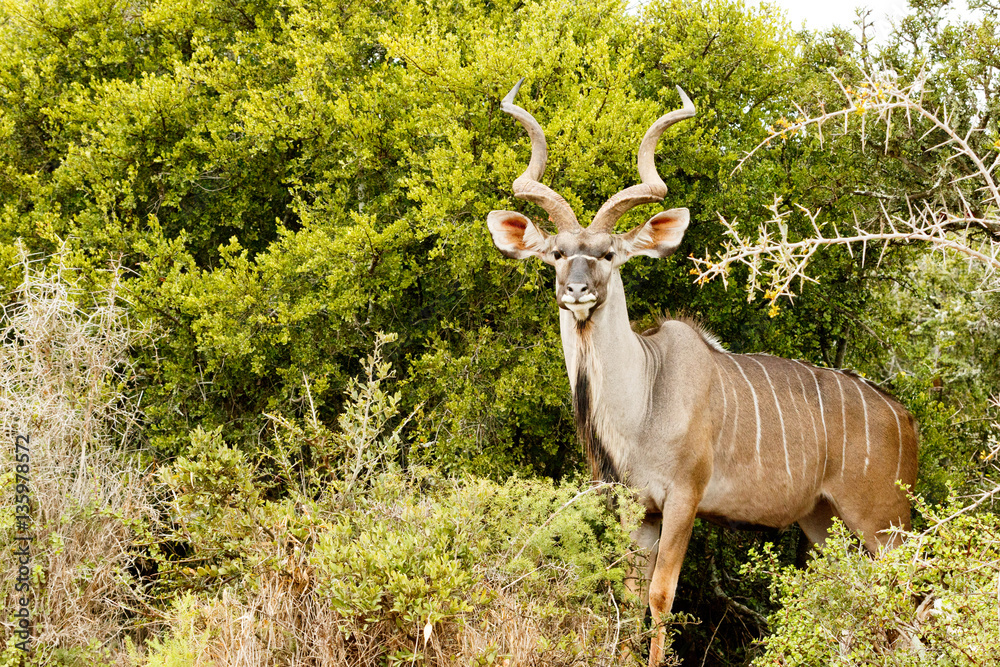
702, 69, 1000, 311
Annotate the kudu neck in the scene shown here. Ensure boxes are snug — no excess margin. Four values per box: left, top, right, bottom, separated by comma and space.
560, 270, 647, 392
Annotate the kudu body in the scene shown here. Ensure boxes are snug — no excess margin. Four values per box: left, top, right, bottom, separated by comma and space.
486, 80, 918, 666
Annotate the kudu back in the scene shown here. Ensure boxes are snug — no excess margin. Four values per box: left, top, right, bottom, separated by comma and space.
486, 79, 918, 667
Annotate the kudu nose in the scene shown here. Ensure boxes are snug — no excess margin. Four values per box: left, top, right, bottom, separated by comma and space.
565, 283, 590, 301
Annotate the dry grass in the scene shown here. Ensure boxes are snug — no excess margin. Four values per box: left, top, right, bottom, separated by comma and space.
0, 248, 156, 663
144, 541, 635, 667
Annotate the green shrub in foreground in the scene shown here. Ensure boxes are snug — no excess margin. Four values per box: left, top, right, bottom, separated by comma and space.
749, 500, 1000, 666
139, 471, 649, 666
140, 333, 652, 665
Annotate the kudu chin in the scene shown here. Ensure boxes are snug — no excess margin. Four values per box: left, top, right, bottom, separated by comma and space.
486, 79, 918, 666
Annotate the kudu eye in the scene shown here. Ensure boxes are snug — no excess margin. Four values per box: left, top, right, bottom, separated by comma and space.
603, 251, 614, 261
552, 250, 563, 260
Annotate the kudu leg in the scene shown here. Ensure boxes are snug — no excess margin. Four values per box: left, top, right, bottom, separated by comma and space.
809, 489, 911, 554
621, 513, 661, 664
646, 500, 698, 667
797, 497, 837, 549
837, 497, 911, 554
626, 513, 662, 603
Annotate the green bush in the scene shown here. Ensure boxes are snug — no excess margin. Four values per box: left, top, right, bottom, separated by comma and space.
308, 473, 643, 665
749, 502, 1000, 665
142, 468, 650, 666
1, 0, 866, 478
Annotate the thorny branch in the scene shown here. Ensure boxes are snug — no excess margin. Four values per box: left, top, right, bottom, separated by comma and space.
691, 68, 1000, 313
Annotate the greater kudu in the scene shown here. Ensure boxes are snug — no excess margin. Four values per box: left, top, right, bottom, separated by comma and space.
486, 79, 918, 666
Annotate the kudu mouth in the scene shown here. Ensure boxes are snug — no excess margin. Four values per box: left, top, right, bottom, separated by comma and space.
558, 270, 602, 321
559, 293, 599, 321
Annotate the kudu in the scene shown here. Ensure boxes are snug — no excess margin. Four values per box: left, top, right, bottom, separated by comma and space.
486, 79, 918, 666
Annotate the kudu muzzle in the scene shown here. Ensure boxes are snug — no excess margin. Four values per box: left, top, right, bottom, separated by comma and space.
558, 258, 600, 319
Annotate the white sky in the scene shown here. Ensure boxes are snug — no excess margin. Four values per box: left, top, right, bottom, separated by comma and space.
754, 0, 975, 38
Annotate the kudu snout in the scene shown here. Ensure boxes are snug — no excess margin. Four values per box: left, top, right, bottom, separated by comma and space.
559, 258, 600, 320
563, 282, 591, 300
563, 259, 595, 298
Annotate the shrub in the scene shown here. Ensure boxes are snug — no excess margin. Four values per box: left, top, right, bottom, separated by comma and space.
139, 333, 653, 666
749, 498, 1000, 665
140, 472, 652, 666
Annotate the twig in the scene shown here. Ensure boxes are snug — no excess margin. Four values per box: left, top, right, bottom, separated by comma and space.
709, 560, 768, 629
921, 484, 1000, 536
608, 585, 622, 667
699, 68, 1000, 308
700, 606, 727, 667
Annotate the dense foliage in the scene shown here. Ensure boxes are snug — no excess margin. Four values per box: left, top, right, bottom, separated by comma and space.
1, 0, 998, 664
0, 0, 872, 475
755, 512, 1000, 665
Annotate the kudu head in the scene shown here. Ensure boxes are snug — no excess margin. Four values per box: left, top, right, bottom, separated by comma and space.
487, 79, 696, 321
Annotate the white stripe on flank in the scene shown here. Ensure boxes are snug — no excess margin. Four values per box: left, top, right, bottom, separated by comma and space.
833, 372, 847, 477
718, 360, 740, 456
715, 365, 727, 449
749, 357, 792, 481
873, 390, 904, 481
784, 371, 806, 480
845, 374, 872, 475
794, 360, 829, 482
728, 356, 761, 469
792, 364, 821, 487
796, 361, 828, 441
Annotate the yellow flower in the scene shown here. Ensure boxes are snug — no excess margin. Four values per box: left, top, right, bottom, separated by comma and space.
768, 303, 780, 318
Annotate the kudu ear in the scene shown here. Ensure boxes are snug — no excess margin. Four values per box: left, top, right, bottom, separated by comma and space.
620, 208, 690, 258
487, 210, 551, 260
